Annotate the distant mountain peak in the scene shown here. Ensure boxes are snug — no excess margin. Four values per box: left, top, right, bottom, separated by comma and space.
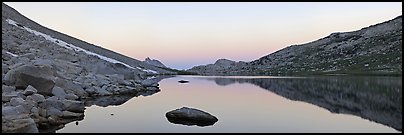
214, 59, 235, 65
143, 57, 167, 68
145, 57, 151, 61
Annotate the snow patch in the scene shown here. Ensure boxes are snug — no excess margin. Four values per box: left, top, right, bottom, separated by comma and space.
5, 18, 160, 74
5, 51, 18, 57
146, 76, 157, 79
136, 66, 158, 74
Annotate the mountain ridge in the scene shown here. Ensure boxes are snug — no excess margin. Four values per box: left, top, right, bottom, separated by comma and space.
2, 3, 174, 74
188, 15, 402, 76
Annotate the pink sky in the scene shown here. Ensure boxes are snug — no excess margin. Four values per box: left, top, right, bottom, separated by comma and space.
5, 2, 402, 69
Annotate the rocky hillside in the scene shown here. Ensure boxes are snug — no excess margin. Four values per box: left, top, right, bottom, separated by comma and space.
2, 3, 171, 133
188, 59, 248, 75
143, 57, 167, 68
188, 15, 402, 76
1, 3, 175, 75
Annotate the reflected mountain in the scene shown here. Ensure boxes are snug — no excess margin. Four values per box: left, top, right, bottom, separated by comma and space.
202, 76, 402, 131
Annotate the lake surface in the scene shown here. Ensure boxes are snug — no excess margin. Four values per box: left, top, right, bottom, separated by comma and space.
57, 75, 402, 133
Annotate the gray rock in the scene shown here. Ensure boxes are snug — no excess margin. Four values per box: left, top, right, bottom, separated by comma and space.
2, 63, 9, 75
121, 80, 133, 86
125, 86, 136, 90
2, 105, 30, 116
107, 74, 125, 84
141, 79, 159, 87
4, 64, 56, 96
62, 99, 85, 113
94, 86, 112, 96
38, 108, 47, 118
165, 107, 218, 127
38, 96, 64, 110
9, 97, 26, 107
52, 59, 84, 80
30, 107, 39, 115
9, 97, 36, 112
9, 62, 25, 70
52, 86, 67, 99
31, 58, 53, 67
95, 74, 111, 85
10, 57, 20, 65
61, 111, 84, 118
16, 91, 27, 100
18, 53, 36, 60
47, 107, 63, 117
26, 94, 45, 103
65, 93, 78, 100
146, 87, 160, 91
23, 85, 37, 96
2, 92, 18, 102
84, 87, 96, 95
2, 85, 16, 93
57, 79, 88, 98
101, 85, 109, 92
19, 57, 30, 64
2, 114, 39, 133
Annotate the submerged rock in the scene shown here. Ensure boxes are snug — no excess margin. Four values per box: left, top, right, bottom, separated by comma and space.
165, 107, 218, 127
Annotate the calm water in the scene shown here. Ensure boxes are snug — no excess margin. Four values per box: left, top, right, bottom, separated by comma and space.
57, 75, 402, 133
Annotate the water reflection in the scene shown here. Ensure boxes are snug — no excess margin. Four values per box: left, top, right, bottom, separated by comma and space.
83, 75, 174, 107
41, 76, 174, 133
200, 76, 402, 131
166, 116, 216, 127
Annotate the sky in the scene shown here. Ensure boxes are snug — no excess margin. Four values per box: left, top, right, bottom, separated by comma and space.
4, 2, 402, 70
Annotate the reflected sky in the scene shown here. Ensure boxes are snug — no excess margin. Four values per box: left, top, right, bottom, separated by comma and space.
57, 76, 400, 133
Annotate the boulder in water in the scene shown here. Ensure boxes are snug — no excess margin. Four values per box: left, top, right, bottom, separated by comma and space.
165, 107, 218, 127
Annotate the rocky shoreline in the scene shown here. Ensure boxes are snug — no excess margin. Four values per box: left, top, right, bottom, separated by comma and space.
1, 3, 176, 133
2, 63, 163, 133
